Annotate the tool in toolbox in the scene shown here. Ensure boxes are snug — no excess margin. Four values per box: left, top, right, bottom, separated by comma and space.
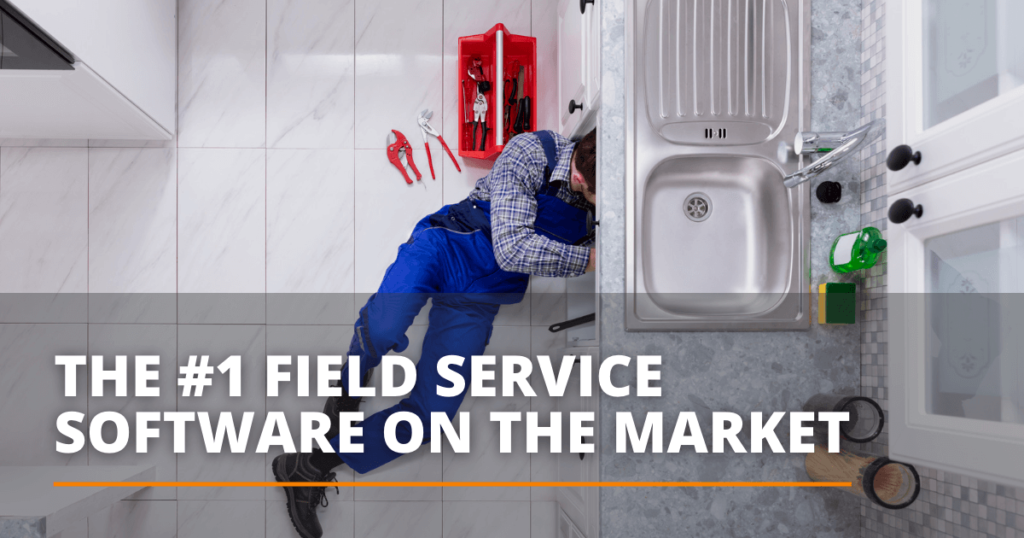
512, 65, 531, 134
417, 109, 460, 179
386, 129, 421, 184
467, 59, 491, 151
519, 66, 531, 132
472, 92, 489, 151
503, 60, 521, 140
468, 59, 486, 86
503, 76, 516, 138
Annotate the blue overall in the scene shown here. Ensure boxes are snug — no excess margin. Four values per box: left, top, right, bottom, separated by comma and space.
332, 131, 590, 473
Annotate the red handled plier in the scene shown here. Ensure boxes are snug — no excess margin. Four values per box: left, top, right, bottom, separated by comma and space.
417, 109, 460, 179
387, 130, 421, 184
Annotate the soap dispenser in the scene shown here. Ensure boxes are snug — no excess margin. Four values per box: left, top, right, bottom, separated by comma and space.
829, 226, 886, 273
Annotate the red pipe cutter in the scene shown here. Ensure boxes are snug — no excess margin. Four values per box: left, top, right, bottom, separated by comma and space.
387, 130, 421, 184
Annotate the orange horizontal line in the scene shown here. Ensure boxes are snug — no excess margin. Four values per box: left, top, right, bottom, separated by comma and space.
54, 481, 851, 488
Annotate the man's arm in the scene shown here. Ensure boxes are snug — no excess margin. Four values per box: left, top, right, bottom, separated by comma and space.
488, 139, 591, 278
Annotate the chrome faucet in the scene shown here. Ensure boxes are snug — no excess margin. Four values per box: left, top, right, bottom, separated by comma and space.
781, 119, 882, 188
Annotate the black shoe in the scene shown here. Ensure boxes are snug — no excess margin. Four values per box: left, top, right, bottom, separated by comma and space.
272, 453, 339, 538
323, 369, 372, 439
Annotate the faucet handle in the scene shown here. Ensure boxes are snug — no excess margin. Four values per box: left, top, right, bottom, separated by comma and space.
783, 119, 883, 188
794, 131, 849, 155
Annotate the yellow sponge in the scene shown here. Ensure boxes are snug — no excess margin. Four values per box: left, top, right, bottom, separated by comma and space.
818, 282, 856, 324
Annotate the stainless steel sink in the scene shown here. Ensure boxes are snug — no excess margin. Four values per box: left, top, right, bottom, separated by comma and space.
626, 0, 811, 331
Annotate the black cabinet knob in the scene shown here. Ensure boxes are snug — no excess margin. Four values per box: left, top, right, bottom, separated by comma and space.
580, 0, 594, 14
568, 99, 582, 114
579, 436, 590, 460
889, 198, 923, 224
887, 145, 922, 171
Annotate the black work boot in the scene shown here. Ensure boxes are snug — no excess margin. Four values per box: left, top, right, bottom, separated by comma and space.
323, 368, 372, 439
272, 453, 339, 538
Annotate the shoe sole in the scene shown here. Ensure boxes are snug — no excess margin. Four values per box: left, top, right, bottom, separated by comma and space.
272, 457, 319, 538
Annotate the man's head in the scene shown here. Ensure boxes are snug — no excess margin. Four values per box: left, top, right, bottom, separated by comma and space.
569, 129, 597, 205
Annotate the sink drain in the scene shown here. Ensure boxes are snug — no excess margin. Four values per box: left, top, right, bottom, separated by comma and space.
684, 193, 712, 222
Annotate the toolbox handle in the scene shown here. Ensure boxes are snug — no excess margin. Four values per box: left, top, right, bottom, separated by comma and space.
495, 29, 504, 146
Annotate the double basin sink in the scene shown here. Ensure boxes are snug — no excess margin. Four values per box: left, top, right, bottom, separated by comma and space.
626, 0, 811, 330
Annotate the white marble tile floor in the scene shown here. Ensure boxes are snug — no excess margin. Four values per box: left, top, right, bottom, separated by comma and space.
0, 1, 566, 536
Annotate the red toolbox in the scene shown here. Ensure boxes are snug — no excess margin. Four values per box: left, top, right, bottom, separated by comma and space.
458, 24, 537, 160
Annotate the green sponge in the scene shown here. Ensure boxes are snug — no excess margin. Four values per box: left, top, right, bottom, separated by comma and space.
818, 282, 856, 324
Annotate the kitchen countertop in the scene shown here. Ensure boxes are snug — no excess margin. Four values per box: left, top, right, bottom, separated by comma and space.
596, 0, 865, 536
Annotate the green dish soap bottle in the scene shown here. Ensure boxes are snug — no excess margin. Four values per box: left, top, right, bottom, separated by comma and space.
830, 226, 887, 273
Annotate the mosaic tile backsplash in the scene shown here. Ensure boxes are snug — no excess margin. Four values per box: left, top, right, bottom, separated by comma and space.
857, 1, 1024, 537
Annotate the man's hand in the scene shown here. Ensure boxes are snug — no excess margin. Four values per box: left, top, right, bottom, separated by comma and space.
585, 248, 596, 273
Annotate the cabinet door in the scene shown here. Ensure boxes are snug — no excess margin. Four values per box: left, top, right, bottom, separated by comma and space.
0, 63, 171, 139
558, 0, 587, 137
585, 2, 601, 112
888, 0, 1024, 194
558, 508, 585, 538
889, 147, 1024, 488
565, 272, 597, 345
555, 347, 599, 538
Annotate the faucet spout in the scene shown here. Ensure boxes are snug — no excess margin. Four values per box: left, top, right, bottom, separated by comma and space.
783, 120, 882, 188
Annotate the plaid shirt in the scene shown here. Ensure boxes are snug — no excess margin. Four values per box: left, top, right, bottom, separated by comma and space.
468, 131, 594, 278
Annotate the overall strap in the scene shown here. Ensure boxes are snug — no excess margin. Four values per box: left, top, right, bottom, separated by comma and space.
533, 130, 560, 185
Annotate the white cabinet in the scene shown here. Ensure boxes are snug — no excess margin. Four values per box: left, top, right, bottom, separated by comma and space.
887, 0, 1024, 194
0, 64, 169, 139
888, 150, 1024, 488
585, 0, 601, 110
565, 272, 597, 345
554, 346, 600, 538
557, 0, 601, 139
558, 507, 588, 538
887, 0, 1024, 488
0, 0, 175, 139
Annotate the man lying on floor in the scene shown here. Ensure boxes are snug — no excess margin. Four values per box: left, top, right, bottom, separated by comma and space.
272, 128, 598, 538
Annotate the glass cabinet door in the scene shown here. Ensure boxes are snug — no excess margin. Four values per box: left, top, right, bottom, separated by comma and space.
924, 217, 1023, 424
923, 0, 1024, 129
888, 143, 1024, 488
887, 0, 1024, 194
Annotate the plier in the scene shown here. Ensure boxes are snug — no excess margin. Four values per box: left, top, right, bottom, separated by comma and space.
417, 109, 460, 179
386, 130, 421, 184
473, 93, 489, 151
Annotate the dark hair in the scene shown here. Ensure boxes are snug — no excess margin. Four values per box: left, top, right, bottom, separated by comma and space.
572, 129, 597, 194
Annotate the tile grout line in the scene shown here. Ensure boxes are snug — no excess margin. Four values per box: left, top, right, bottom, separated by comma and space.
353, 0, 358, 301
85, 144, 92, 532
439, 0, 445, 514
86, 146, 90, 487
175, 0, 181, 510
265, 0, 270, 522
175, 0, 180, 321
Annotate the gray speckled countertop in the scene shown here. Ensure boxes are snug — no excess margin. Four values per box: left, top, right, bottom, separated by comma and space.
0, 518, 45, 538
596, 0, 864, 536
